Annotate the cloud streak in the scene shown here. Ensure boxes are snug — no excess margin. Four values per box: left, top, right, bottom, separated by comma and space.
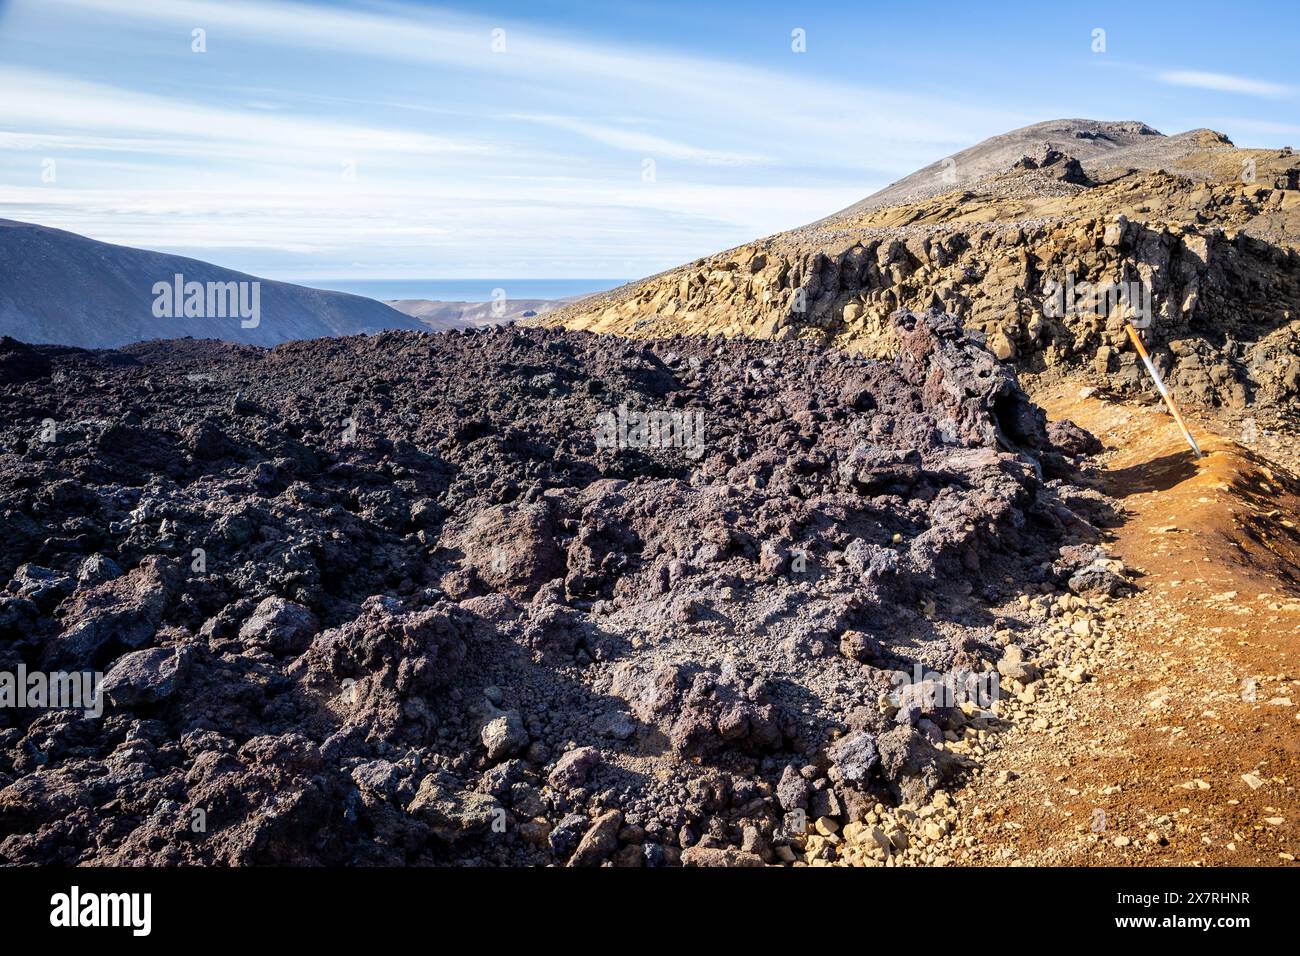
1157, 70, 1292, 98
509, 115, 775, 166
0, 67, 493, 161
0, 0, 1060, 278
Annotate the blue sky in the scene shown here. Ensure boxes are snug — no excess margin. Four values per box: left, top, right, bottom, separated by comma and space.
0, 0, 1296, 281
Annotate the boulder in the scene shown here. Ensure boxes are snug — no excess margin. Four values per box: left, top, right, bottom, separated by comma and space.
102, 646, 192, 707
548, 746, 601, 791
480, 709, 528, 763
238, 597, 319, 656
568, 809, 622, 867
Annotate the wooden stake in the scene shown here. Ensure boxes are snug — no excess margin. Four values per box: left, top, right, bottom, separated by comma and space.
1123, 322, 1202, 458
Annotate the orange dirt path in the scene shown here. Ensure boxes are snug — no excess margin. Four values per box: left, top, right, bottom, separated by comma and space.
950, 385, 1300, 866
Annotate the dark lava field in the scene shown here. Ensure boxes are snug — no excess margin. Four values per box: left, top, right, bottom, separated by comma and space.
0, 312, 1114, 865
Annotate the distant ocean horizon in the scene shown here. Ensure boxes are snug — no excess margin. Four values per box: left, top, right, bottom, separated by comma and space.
293, 278, 628, 303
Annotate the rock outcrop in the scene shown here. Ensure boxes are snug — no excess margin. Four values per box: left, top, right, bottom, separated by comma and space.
539, 121, 1300, 421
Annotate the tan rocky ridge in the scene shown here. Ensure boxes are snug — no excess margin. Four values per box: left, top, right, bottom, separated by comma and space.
538, 120, 1300, 424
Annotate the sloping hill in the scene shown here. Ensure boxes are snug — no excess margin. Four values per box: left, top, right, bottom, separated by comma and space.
822, 119, 1207, 220
0, 219, 428, 348
538, 119, 1300, 419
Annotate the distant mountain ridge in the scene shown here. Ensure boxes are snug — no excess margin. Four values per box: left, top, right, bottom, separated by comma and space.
0, 219, 429, 348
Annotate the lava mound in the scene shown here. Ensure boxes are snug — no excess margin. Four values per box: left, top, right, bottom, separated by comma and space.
0, 312, 1106, 865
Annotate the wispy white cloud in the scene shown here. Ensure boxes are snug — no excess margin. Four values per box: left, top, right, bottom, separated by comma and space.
3, 0, 1033, 278
39, 0, 1020, 154
1157, 70, 1291, 98
510, 115, 774, 166
0, 166, 861, 277
0, 67, 493, 161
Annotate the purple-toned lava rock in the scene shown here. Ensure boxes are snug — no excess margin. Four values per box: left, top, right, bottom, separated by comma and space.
0, 311, 1106, 865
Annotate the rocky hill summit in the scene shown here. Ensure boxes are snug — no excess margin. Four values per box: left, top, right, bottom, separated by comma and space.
539, 120, 1300, 422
